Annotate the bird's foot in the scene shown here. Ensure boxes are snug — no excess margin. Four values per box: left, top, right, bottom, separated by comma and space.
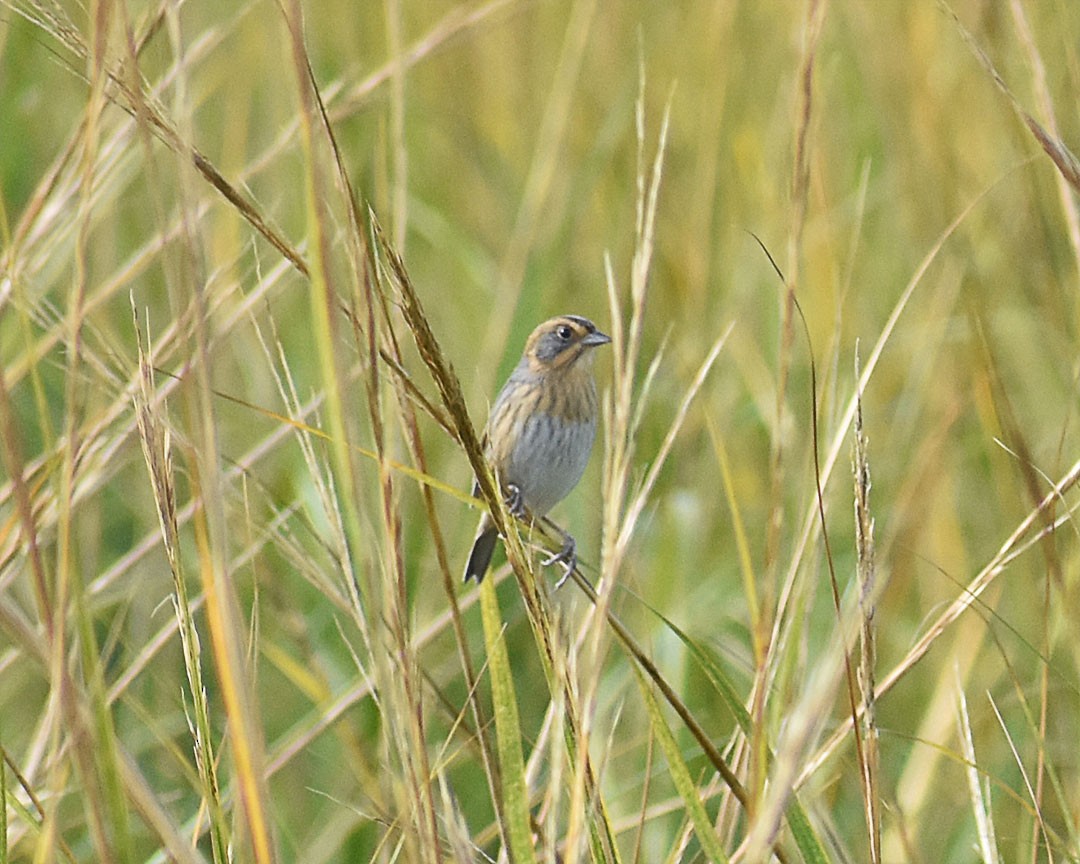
542, 534, 577, 589
504, 483, 526, 518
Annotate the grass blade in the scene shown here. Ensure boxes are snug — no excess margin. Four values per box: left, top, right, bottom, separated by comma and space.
632, 663, 729, 864
480, 580, 537, 864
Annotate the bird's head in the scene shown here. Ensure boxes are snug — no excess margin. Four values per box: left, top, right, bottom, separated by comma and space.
524, 315, 611, 373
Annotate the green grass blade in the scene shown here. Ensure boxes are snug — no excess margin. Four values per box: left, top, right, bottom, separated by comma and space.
638, 599, 830, 863
784, 795, 830, 864
632, 663, 729, 864
637, 599, 751, 734
480, 580, 537, 864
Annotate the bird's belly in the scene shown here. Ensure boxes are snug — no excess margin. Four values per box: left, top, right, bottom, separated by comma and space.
505, 414, 596, 516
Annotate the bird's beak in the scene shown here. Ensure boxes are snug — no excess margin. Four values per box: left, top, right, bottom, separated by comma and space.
582, 330, 612, 347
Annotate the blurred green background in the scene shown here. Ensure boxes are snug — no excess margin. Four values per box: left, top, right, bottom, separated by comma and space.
3, 0, 1080, 861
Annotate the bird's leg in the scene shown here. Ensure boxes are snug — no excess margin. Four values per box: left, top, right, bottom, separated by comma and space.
540, 516, 577, 588
504, 483, 526, 518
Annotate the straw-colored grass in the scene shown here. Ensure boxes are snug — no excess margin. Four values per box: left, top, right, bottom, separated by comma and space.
3, 0, 1080, 861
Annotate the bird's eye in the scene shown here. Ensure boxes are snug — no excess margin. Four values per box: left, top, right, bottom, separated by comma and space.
556, 325, 573, 340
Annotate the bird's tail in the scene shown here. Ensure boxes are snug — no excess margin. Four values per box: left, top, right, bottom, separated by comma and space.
463, 519, 499, 583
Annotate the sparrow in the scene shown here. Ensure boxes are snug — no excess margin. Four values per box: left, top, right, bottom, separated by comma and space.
463, 314, 610, 583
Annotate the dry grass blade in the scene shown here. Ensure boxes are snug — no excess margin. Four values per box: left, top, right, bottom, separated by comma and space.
0, 352, 51, 641
593, 68, 810, 862
369, 216, 485, 476
187, 467, 277, 863
773, 175, 1003, 713
23, 0, 309, 277
956, 676, 999, 864
53, 6, 134, 856
614, 329, 729, 559
372, 184, 622, 864
1006, 0, 1080, 272
0, 746, 78, 863
853, 344, 881, 864
132, 302, 229, 864
986, 688, 1055, 862
601, 64, 673, 593
800, 451, 1080, 789
5, 0, 1080, 860
750, 0, 828, 843
944, 1, 1080, 195
586, 71, 782, 861
475, 0, 600, 387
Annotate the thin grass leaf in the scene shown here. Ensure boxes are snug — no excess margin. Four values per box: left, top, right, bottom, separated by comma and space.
632, 664, 730, 864
55, 3, 134, 853
956, 677, 999, 864
983, 609, 1074, 857
132, 304, 229, 864
801, 450, 1080, 789
0, 746, 6, 864
707, 418, 763, 664
632, 599, 750, 734
784, 801, 830, 864
853, 345, 881, 864
0, 751, 76, 864
944, 1, 1080, 195
627, 596, 830, 864
480, 580, 537, 864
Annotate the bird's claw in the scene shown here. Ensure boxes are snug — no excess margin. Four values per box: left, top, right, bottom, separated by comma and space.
504, 483, 526, 518
542, 535, 577, 589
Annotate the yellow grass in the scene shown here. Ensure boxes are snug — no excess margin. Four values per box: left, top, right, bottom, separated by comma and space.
2, 0, 1080, 861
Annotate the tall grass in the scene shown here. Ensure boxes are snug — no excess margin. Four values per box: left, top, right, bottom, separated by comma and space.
2, 0, 1080, 861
